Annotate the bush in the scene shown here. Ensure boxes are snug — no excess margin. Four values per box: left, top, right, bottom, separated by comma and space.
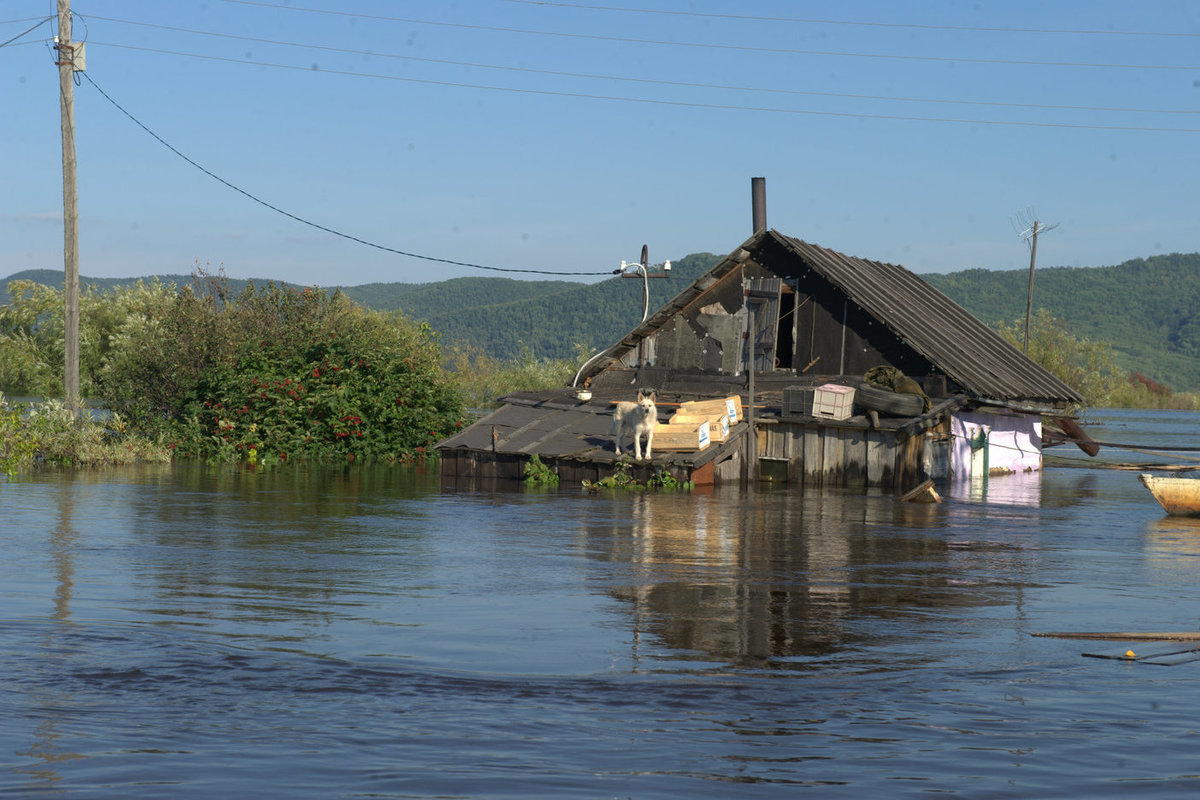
0, 281, 63, 396
448, 343, 590, 409
102, 273, 465, 463
0, 393, 171, 474
0, 278, 181, 399
996, 309, 1128, 407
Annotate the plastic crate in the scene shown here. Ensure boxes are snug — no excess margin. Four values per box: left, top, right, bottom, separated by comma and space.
813, 383, 855, 420
783, 385, 815, 416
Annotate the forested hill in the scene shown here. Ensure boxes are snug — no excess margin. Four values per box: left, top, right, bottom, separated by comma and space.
923, 252, 1200, 391
5, 251, 1200, 389
354, 253, 722, 360
1, 252, 724, 363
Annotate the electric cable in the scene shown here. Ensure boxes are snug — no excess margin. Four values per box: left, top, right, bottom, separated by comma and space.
79, 71, 613, 277
217, 0, 1200, 72
0, 15, 52, 48
80, 17, 1200, 117
88, 42, 1200, 133
502, 0, 1200, 39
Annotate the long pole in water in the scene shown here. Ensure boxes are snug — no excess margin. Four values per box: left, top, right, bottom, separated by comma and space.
57, 0, 80, 415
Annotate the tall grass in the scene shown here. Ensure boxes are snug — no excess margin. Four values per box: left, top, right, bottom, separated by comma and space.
0, 394, 171, 476
447, 344, 590, 411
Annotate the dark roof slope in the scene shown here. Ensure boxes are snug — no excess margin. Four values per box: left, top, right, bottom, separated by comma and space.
580, 230, 1083, 406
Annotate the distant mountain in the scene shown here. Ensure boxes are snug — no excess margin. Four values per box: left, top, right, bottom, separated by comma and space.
389, 253, 721, 360
7, 251, 1200, 390
2, 254, 721, 363
0, 269, 280, 297
923, 252, 1200, 391
333, 276, 578, 316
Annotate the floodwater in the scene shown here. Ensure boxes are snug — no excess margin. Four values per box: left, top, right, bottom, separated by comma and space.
4, 409, 1200, 798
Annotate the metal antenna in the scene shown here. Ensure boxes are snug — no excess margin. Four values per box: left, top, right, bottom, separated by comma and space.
1011, 208, 1060, 353
615, 244, 671, 323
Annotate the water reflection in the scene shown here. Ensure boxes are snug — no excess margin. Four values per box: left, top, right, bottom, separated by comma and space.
16, 478, 83, 788
584, 487, 1038, 669
1145, 515, 1200, 581
115, 464, 443, 641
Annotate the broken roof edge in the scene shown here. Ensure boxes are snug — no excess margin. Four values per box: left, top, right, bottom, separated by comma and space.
574, 234, 761, 386
970, 397, 1084, 416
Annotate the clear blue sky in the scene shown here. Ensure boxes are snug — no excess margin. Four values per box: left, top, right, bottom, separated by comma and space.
2, 1, 1198, 286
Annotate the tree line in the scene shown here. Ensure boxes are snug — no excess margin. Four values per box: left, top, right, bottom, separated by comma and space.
0, 273, 466, 469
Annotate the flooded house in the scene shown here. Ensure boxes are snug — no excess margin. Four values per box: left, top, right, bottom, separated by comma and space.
437, 199, 1083, 492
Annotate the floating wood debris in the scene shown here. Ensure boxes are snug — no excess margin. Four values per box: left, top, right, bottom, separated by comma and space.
1033, 632, 1200, 666
1032, 631, 1200, 641
1081, 645, 1200, 667
900, 479, 942, 504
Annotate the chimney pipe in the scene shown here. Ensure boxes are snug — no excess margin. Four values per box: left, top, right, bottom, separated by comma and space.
751, 177, 767, 234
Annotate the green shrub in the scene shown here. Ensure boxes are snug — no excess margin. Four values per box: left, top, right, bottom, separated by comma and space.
0, 278, 180, 399
582, 461, 693, 492
102, 273, 465, 463
996, 310, 1127, 407
448, 343, 590, 409
523, 454, 559, 486
0, 393, 171, 474
0, 281, 63, 396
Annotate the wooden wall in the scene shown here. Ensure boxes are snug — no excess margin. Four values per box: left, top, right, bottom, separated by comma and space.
440, 417, 950, 491
756, 418, 950, 489
438, 449, 696, 487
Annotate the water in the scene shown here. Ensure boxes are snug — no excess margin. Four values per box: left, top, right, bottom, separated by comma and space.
4, 409, 1200, 798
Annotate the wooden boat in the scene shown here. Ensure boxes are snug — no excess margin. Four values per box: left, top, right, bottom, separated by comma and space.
1139, 473, 1200, 516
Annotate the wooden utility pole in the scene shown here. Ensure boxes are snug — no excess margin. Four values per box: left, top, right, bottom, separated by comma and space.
1013, 210, 1058, 355
57, 0, 80, 414
1022, 221, 1040, 354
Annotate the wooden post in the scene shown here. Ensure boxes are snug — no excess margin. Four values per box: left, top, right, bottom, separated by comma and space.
1023, 221, 1040, 354
57, 0, 80, 415
745, 300, 758, 483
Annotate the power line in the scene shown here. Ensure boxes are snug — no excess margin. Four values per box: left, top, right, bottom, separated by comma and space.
217, 0, 1200, 72
0, 15, 52, 48
88, 41, 1200, 133
503, 0, 1200, 39
0, 15, 52, 25
80, 17, 1200, 117
78, 72, 612, 277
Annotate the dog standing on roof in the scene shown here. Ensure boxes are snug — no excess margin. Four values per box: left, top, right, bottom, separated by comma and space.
611, 389, 657, 460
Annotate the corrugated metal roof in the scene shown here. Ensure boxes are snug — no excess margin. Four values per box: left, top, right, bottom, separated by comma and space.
769, 233, 1081, 404
579, 230, 1083, 406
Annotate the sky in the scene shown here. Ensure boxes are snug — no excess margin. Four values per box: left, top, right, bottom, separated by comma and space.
2, 1, 1198, 287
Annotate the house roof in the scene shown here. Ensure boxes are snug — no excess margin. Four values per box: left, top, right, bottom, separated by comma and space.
435, 388, 745, 468
579, 230, 1083, 407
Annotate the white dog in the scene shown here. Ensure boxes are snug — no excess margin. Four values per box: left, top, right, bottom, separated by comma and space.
611, 389, 657, 460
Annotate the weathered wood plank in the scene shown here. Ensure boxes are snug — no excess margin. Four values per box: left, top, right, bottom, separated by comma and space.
803, 428, 823, 486
865, 431, 884, 486
868, 430, 897, 488
843, 427, 867, 488
897, 432, 925, 489
822, 429, 843, 486
788, 427, 804, 485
